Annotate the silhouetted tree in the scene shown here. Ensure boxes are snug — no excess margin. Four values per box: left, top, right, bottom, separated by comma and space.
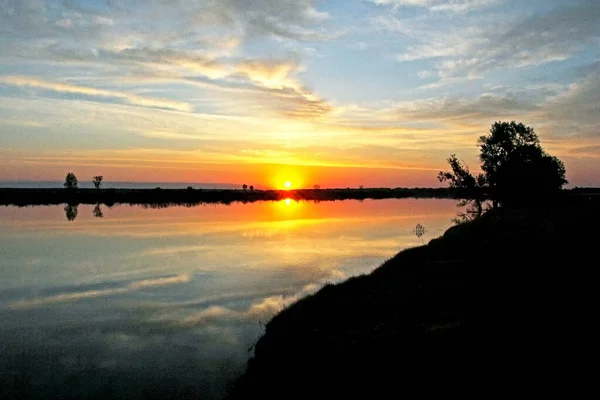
92, 175, 103, 189
64, 204, 78, 221
93, 203, 103, 218
64, 173, 78, 189
249, 185, 254, 191
242, 184, 248, 191
313, 185, 321, 190
478, 121, 567, 204
439, 121, 567, 211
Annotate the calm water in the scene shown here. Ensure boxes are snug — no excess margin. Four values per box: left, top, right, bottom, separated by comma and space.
0, 199, 459, 399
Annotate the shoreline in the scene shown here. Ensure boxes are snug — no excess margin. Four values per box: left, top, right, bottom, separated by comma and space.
2, 187, 598, 207
228, 194, 600, 398
0, 187, 455, 206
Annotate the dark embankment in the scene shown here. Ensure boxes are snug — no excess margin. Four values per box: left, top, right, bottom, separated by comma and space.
229, 194, 599, 398
0, 187, 454, 207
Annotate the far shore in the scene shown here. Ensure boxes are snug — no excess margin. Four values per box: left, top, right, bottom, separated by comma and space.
0, 187, 458, 207
1, 186, 598, 207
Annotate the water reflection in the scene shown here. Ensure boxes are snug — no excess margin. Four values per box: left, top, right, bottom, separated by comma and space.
413, 223, 426, 243
0, 199, 460, 399
93, 203, 103, 218
64, 203, 78, 221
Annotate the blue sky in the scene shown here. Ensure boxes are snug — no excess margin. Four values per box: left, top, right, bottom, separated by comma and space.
1, 0, 599, 187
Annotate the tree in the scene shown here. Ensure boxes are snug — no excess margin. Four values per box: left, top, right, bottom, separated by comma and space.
92, 175, 103, 189
313, 185, 321, 190
439, 121, 567, 210
249, 185, 254, 191
438, 155, 486, 219
242, 184, 248, 191
64, 173, 78, 189
478, 121, 566, 203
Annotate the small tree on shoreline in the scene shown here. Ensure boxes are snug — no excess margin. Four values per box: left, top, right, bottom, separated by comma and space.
64, 173, 78, 189
93, 175, 103, 189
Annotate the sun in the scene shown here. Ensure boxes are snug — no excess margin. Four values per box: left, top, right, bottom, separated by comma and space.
284, 181, 292, 189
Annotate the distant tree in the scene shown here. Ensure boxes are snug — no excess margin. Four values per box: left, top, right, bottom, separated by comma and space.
249, 185, 254, 191
242, 184, 248, 191
64, 204, 78, 221
92, 175, 103, 189
439, 121, 567, 213
359, 185, 364, 190
313, 185, 321, 190
64, 173, 78, 189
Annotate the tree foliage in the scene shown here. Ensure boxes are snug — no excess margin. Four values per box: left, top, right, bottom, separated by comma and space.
439, 121, 567, 211
242, 184, 248, 191
92, 175, 103, 189
64, 173, 78, 189
478, 121, 566, 202
438, 155, 486, 219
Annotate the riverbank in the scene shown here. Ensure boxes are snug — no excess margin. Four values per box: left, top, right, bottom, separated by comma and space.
0, 187, 454, 206
228, 194, 599, 398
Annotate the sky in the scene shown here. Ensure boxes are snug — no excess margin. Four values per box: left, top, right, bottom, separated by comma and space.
1, 0, 599, 188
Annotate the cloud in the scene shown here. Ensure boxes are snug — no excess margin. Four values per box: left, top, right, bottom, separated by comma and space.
380, 1, 600, 86
384, 92, 539, 123
542, 61, 600, 137
9, 274, 190, 309
0, 76, 193, 112
370, 0, 497, 13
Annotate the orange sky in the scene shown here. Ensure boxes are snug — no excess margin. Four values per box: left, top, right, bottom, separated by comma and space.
1, 1, 600, 188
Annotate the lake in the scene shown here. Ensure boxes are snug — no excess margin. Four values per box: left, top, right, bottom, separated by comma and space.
0, 199, 460, 399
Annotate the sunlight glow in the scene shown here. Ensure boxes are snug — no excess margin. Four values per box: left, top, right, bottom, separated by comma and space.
285, 198, 291, 205
285, 181, 292, 189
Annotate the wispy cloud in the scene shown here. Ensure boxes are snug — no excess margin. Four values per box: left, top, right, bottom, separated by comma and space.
0, 76, 193, 112
370, 0, 498, 13
9, 274, 190, 309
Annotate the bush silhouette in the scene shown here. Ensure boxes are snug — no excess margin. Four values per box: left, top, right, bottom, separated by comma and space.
64, 173, 78, 189
92, 175, 103, 189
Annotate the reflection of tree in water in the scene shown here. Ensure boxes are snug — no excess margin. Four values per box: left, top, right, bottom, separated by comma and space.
64, 204, 78, 221
93, 203, 103, 218
413, 223, 426, 243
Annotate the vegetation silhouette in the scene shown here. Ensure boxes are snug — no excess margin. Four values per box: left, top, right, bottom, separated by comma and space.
0, 187, 461, 207
92, 175, 103, 189
64, 204, 78, 221
440, 121, 567, 212
63, 173, 78, 189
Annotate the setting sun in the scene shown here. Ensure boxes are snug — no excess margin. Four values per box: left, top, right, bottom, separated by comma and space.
284, 181, 292, 189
